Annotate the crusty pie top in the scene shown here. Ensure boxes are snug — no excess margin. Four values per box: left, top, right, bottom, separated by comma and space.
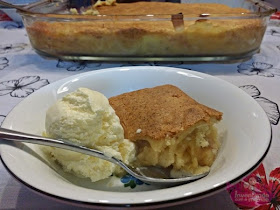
96, 2, 249, 15
109, 84, 222, 141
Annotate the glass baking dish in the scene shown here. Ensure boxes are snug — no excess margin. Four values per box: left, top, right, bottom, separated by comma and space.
19, 0, 276, 62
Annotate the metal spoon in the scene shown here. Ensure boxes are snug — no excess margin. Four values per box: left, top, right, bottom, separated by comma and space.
0, 128, 208, 186
0, 0, 32, 13
0, 0, 93, 14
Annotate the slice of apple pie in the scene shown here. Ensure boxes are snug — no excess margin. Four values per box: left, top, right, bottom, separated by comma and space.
109, 84, 222, 176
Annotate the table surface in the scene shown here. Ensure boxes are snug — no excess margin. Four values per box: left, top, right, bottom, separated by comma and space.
0, 16, 280, 209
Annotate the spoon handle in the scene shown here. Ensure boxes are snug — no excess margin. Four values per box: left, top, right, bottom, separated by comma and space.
0, 127, 122, 166
0, 0, 31, 13
0, 128, 210, 185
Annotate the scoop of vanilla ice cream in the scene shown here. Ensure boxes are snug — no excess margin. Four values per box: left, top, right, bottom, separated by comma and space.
45, 87, 124, 149
44, 88, 136, 182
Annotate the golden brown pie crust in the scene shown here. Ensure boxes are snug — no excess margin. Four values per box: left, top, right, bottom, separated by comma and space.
109, 84, 222, 141
96, 2, 249, 15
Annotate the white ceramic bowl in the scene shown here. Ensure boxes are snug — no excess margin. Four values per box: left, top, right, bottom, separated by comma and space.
0, 66, 271, 208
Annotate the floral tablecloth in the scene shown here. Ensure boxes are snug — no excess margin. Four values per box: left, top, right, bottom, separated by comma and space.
0, 15, 280, 209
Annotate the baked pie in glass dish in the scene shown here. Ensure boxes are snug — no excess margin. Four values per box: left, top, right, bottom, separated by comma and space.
19, 0, 276, 62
